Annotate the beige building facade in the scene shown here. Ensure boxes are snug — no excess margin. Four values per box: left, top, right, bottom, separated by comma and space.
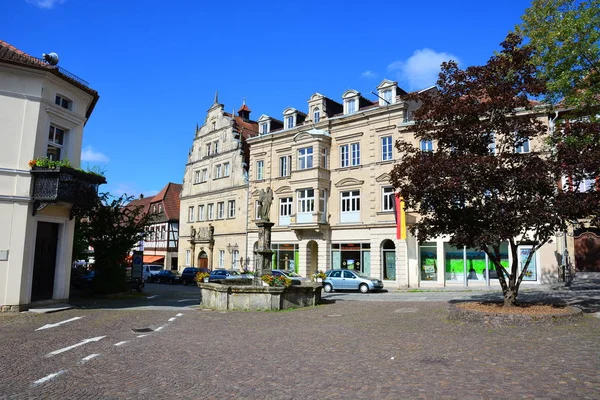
178, 96, 258, 271
0, 41, 100, 311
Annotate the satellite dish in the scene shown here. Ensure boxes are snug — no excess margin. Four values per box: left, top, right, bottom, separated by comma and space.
42, 52, 59, 65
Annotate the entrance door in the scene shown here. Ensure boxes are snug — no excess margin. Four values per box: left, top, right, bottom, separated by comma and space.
198, 251, 208, 269
575, 230, 600, 272
32, 222, 59, 302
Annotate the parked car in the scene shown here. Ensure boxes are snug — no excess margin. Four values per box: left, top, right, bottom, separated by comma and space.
71, 270, 95, 289
181, 267, 210, 285
208, 269, 250, 282
143, 264, 163, 282
154, 270, 182, 284
323, 269, 384, 293
271, 269, 310, 286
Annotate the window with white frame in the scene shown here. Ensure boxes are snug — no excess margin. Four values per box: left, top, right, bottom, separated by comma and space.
341, 143, 360, 167
256, 160, 264, 180
286, 115, 294, 129
260, 123, 268, 135
321, 148, 328, 169
185, 250, 191, 265
381, 136, 393, 161
55, 95, 72, 110
198, 205, 205, 221
217, 202, 225, 219
382, 187, 395, 212
341, 190, 361, 223
313, 107, 320, 123
188, 206, 194, 222
232, 250, 239, 269
207, 203, 214, 220
47, 125, 65, 161
218, 250, 225, 268
382, 89, 393, 104
213, 141, 219, 154
201, 169, 208, 182
420, 139, 433, 152
351, 143, 360, 165
346, 98, 356, 114
320, 189, 328, 223
215, 164, 222, 178
223, 162, 230, 176
161, 226, 166, 240
298, 147, 313, 169
515, 138, 530, 153
206, 143, 212, 156
297, 189, 314, 223
279, 155, 291, 177
255, 200, 261, 220
228, 200, 235, 218
279, 197, 292, 226
194, 170, 201, 183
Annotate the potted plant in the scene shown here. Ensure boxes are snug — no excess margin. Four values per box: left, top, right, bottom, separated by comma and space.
196, 271, 210, 283
312, 270, 327, 283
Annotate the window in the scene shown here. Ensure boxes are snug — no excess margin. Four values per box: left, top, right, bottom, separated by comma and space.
382, 89, 392, 104
256, 160, 264, 180
198, 205, 205, 221
320, 189, 328, 223
217, 202, 224, 219
206, 143, 212, 156
347, 98, 356, 114
47, 125, 65, 161
212, 121, 216, 130
185, 250, 191, 265
381, 136, 393, 161
313, 107, 320, 123
341, 143, 360, 167
341, 190, 361, 223
321, 148, 328, 169
279, 156, 291, 177
223, 162, 230, 177
255, 200, 261, 220
215, 164, 222, 178
228, 200, 235, 218
218, 250, 225, 268
297, 189, 315, 223
188, 206, 194, 222
279, 197, 292, 225
298, 147, 313, 169
158, 204, 162, 213
207, 203, 214, 220
161, 226, 166, 240
194, 170, 201, 183
382, 187, 394, 212
261, 123, 268, 135
420, 139, 433, 152
515, 138, 530, 154
55, 95, 71, 110
286, 115, 294, 129
232, 250, 239, 269
213, 141, 219, 154
201, 169, 208, 182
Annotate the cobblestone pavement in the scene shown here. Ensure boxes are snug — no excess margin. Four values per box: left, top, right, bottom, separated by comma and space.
1, 283, 599, 400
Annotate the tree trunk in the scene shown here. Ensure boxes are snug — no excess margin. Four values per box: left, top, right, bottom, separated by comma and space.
503, 288, 517, 307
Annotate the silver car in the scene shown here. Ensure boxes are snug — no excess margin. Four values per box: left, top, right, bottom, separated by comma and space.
323, 269, 384, 293
271, 269, 310, 285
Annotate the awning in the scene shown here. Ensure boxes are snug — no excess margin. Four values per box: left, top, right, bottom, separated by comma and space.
143, 255, 164, 264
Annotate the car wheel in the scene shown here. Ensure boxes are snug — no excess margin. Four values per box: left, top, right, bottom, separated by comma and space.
323, 283, 333, 293
359, 283, 369, 294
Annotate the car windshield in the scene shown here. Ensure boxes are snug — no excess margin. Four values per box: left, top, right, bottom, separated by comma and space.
150, 266, 162, 271
228, 271, 240, 276
354, 271, 371, 279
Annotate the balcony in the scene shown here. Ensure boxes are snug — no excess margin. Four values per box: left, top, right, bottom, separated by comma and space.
289, 212, 329, 232
30, 166, 106, 216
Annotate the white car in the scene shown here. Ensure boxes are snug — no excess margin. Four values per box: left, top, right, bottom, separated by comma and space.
143, 264, 163, 282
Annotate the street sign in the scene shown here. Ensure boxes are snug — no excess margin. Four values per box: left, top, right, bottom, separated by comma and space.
132, 251, 143, 279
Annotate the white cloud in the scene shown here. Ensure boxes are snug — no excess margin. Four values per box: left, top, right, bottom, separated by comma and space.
388, 49, 460, 90
26, 0, 66, 9
361, 70, 377, 79
81, 146, 109, 163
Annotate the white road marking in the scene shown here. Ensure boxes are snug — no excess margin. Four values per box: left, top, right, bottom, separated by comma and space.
147, 295, 159, 299
46, 336, 106, 357
36, 317, 83, 331
32, 370, 65, 386
176, 313, 183, 317
114, 341, 128, 347
137, 334, 148, 338
168, 317, 176, 322
154, 326, 165, 332
79, 354, 99, 364
177, 299, 196, 302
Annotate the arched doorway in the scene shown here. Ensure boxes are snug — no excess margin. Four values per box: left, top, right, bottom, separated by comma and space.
198, 251, 208, 269
575, 229, 600, 272
306, 240, 318, 275
382, 239, 396, 280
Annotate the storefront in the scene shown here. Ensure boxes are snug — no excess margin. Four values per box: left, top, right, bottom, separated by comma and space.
271, 243, 299, 273
331, 243, 371, 274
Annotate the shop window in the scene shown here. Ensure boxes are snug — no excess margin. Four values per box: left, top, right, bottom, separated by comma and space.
419, 242, 437, 281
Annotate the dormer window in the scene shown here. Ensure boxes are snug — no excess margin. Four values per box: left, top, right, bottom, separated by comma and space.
286, 115, 294, 129
283, 108, 303, 130
382, 90, 392, 104
342, 90, 360, 115
313, 107, 320, 123
347, 99, 356, 114
377, 79, 400, 106
260, 123, 268, 135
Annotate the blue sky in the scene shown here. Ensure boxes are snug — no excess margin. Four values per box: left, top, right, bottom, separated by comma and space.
5, 0, 532, 197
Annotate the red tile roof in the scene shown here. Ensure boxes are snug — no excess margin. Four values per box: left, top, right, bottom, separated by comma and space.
224, 112, 259, 139
0, 40, 99, 118
238, 103, 251, 113
150, 182, 182, 221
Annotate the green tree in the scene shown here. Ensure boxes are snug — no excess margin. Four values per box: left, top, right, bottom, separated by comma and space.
390, 34, 562, 307
78, 193, 154, 293
517, 0, 600, 109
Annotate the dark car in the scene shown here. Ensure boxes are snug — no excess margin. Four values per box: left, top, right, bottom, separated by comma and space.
71, 270, 95, 289
154, 270, 182, 284
208, 269, 249, 282
181, 267, 210, 285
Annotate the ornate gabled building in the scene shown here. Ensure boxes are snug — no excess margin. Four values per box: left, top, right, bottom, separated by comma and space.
178, 95, 258, 271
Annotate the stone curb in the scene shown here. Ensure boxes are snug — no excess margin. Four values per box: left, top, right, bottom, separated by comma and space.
447, 302, 583, 326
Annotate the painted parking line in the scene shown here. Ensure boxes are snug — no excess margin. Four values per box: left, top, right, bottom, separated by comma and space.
79, 354, 100, 364
137, 334, 148, 338
176, 299, 196, 303
46, 336, 106, 357
146, 295, 159, 299
114, 341, 128, 347
32, 370, 65, 386
36, 317, 83, 331
154, 326, 165, 332
168, 317, 176, 322
176, 313, 184, 317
